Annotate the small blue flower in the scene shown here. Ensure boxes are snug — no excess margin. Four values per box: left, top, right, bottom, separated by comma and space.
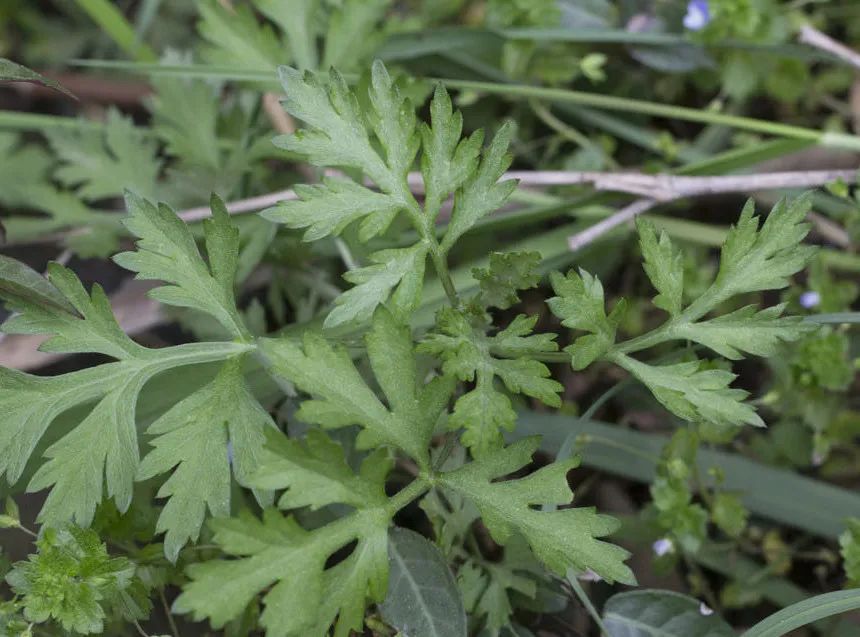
683, 0, 710, 31
652, 537, 674, 556
799, 290, 821, 309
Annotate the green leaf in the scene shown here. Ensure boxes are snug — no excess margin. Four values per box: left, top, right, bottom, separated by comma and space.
839, 518, 860, 588
379, 527, 467, 637
441, 122, 517, 253
323, 0, 391, 72
256, 0, 320, 70
114, 192, 250, 340
709, 195, 815, 306
27, 367, 148, 527
711, 492, 749, 538
611, 354, 763, 427
269, 61, 435, 328
46, 109, 160, 202
251, 429, 391, 511
149, 64, 222, 172
274, 66, 396, 192
671, 304, 813, 360
0, 254, 75, 316
367, 59, 420, 183
420, 488, 479, 555
174, 507, 390, 636
638, 218, 684, 317
548, 269, 625, 370
137, 359, 275, 562
261, 177, 403, 242
0, 57, 74, 98
0, 205, 253, 529
437, 437, 634, 584
602, 590, 733, 637
420, 84, 483, 220
326, 243, 428, 328
2, 185, 123, 258
6, 526, 148, 635
552, 196, 816, 427
420, 309, 561, 455
3, 263, 144, 359
739, 589, 860, 637
176, 426, 400, 634
259, 307, 453, 469
197, 0, 283, 71
449, 379, 518, 456
792, 328, 854, 391
472, 251, 542, 310
457, 537, 542, 635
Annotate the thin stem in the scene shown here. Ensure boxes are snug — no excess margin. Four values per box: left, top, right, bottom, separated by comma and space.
430, 249, 461, 307
159, 588, 181, 637
435, 76, 860, 151
386, 477, 431, 516
13, 522, 39, 539
567, 574, 611, 637
132, 619, 150, 637
529, 100, 619, 169
402, 194, 461, 308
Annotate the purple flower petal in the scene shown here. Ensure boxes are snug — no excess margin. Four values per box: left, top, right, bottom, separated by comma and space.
683, 0, 710, 31
799, 290, 821, 309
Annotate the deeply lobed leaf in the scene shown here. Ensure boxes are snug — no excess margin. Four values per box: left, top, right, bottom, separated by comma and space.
438, 437, 634, 584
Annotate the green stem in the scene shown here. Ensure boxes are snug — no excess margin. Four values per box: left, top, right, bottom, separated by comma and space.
0, 111, 104, 132
529, 100, 619, 169
567, 574, 611, 637
386, 477, 431, 516
435, 77, 860, 151
403, 194, 461, 308
430, 249, 461, 307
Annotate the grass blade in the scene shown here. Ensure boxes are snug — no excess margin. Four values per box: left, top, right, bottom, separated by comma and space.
740, 590, 860, 637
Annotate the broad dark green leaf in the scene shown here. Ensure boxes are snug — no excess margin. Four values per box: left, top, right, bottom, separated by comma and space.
380, 527, 466, 637
603, 590, 733, 637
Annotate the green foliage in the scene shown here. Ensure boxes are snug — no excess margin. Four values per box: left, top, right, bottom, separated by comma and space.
259, 307, 453, 469
0, 6, 848, 630
550, 196, 816, 427
438, 437, 635, 585
264, 61, 517, 327
649, 430, 708, 553
420, 308, 561, 455
840, 518, 860, 588
602, 590, 733, 637
136, 358, 274, 562
0, 198, 255, 541
6, 526, 149, 634
115, 192, 250, 340
0, 57, 74, 97
47, 109, 160, 202
472, 251, 542, 310
380, 527, 467, 637
174, 427, 395, 637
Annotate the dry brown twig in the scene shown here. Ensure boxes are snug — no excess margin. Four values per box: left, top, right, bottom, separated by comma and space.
565, 169, 859, 251
799, 24, 860, 71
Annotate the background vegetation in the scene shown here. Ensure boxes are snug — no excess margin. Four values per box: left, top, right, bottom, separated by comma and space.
1, 1, 860, 636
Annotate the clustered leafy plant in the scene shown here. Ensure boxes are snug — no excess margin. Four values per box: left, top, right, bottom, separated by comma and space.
2, 1, 860, 636
1, 47, 854, 635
